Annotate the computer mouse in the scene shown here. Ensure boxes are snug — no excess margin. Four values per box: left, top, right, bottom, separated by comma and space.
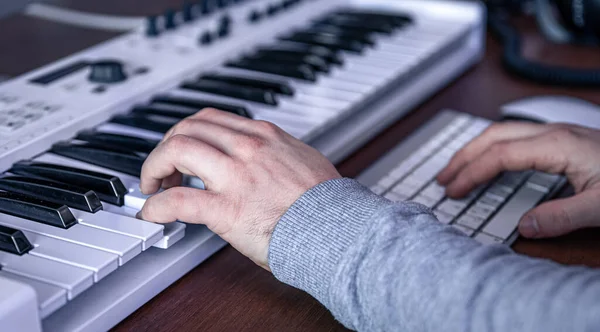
500, 95, 600, 130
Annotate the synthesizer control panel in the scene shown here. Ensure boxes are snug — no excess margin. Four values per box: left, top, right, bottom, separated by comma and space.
0, 0, 484, 169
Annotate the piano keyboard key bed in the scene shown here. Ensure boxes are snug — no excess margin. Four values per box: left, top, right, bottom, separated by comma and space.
0, 1, 485, 331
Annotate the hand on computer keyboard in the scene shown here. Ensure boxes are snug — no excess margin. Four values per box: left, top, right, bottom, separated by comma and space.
436, 121, 600, 239
137, 108, 341, 270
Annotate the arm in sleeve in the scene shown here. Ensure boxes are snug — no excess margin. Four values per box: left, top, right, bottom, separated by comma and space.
268, 178, 600, 332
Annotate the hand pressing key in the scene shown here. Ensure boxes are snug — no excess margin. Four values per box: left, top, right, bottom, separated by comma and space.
436, 121, 600, 239
137, 108, 341, 270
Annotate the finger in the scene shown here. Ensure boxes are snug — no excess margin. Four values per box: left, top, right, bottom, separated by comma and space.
437, 122, 551, 185
444, 131, 571, 197
138, 187, 226, 230
161, 172, 183, 190
140, 134, 231, 194
161, 108, 256, 143
160, 118, 246, 155
189, 108, 289, 139
519, 189, 600, 238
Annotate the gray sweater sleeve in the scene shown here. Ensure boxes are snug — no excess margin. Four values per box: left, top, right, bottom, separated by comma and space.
268, 178, 600, 332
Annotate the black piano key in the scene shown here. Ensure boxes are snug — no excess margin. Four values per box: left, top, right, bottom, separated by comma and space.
151, 95, 252, 118
10, 160, 129, 206
304, 26, 377, 46
225, 60, 317, 82
256, 45, 344, 65
110, 114, 178, 134
333, 9, 412, 26
199, 74, 295, 96
131, 104, 198, 119
0, 224, 33, 255
0, 192, 76, 229
316, 16, 396, 34
181, 80, 279, 106
0, 176, 103, 213
246, 52, 330, 73
279, 32, 365, 54
76, 130, 158, 154
312, 21, 390, 37
51, 142, 145, 177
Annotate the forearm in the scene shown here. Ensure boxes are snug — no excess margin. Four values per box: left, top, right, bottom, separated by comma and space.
268, 178, 600, 332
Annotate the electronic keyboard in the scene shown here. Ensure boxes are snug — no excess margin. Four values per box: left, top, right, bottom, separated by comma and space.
0, 0, 485, 331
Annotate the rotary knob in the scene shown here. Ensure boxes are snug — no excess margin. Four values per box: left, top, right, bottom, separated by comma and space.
88, 60, 127, 84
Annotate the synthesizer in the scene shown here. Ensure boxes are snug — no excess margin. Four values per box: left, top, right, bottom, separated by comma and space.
0, 0, 485, 331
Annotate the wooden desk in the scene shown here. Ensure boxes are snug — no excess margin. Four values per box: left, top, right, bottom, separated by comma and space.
1, 9, 600, 332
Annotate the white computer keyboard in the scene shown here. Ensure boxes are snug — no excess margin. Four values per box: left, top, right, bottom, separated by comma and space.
357, 110, 566, 245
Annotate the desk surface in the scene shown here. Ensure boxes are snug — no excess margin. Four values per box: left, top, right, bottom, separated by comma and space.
1, 6, 600, 331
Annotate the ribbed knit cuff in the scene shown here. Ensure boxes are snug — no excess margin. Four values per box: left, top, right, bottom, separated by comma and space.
268, 178, 394, 306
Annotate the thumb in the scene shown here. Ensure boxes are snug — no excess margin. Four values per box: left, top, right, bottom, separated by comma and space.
138, 186, 226, 231
518, 190, 600, 239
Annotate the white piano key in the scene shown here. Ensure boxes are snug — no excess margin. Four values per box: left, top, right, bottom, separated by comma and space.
102, 203, 186, 249
152, 222, 186, 249
315, 77, 375, 94
329, 68, 383, 86
95, 122, 165, 141
124, 186, 152, 211
0, 213, 141, 265
288, 93, 352, 111
169, 89, 324, 124
0, 271, 67, 318
23, 230, 118, 282
0, 252, 93, 300
293, 84, 362, 104
72, 210, 164, 251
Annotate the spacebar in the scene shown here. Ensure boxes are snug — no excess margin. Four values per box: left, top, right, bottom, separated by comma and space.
482, 184, 547, 240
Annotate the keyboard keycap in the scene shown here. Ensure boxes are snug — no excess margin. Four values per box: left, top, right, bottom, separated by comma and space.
452, 224, 475, 236
482, 184, 547, 240
457, 214, 486, 230
0, 191, 76, 229
434, 210, 453, 224
411, 195, 438, 208
474, 233, 503, 245
0, 225, 32, 255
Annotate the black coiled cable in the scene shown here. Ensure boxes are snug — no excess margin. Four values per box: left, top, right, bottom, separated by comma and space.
488, 12, 600, 87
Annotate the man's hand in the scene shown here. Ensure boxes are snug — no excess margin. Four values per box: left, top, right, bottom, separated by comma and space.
137, 109, 341, 270
437, 122, 600, 239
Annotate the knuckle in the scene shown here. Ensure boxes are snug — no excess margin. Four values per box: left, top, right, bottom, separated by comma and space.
549, 127, 577, 142
165, 134, 192, 152
165, 187, 187, 204
197, 107, 220, 118
254, 120, 281, 137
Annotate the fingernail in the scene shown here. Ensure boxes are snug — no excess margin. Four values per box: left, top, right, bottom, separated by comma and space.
519, 215, 539, 238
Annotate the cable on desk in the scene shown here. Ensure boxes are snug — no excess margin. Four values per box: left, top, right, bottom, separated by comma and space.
24, 3, 144, 32
488, 11, 600, 87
